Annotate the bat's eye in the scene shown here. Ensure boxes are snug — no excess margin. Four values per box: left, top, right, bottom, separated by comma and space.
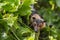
32, 17, 35, 20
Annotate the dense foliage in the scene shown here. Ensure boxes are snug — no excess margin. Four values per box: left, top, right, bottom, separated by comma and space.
0, 0, 60, 40
35, 0, 60, 40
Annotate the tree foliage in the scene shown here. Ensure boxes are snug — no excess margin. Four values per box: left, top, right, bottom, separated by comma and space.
34, 0, 60, 40
0, 0, 35, 40
0, 0, 60, 40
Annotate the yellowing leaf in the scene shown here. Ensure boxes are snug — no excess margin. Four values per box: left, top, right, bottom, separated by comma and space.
28, 37, 34, 40
28, 33, 35, 40
49, 1, 55, 10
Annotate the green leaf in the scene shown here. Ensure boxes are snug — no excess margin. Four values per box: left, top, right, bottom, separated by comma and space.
18, 0, 32, 16
3, 14, 17, 27
0, 19, 8, 31
56, 0, 60, 7
0, 13, 2, 19
1, 0, 20, 12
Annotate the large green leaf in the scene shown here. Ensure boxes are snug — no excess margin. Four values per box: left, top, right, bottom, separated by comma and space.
18, 0, 32, 16
3, 14, 17, 27
56, 0, 60, 7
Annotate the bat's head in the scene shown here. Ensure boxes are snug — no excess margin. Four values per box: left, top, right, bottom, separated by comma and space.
30, 12, 46, 33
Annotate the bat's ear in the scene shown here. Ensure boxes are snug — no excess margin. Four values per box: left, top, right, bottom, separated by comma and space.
39, 15, 43, 19
43, 20, 46, 23
29, 11, 37, 19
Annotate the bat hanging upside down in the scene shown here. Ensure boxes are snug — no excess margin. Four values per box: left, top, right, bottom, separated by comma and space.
30, 12, 46, 33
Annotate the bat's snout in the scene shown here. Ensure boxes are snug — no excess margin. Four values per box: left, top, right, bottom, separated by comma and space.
33, 19, 45, 33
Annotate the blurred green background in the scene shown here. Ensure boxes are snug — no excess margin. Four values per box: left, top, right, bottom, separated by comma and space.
0, 0, 60, 40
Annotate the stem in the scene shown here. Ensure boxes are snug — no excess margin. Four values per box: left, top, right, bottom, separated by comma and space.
10, 28, 20, 40
35, 30, 40, 40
